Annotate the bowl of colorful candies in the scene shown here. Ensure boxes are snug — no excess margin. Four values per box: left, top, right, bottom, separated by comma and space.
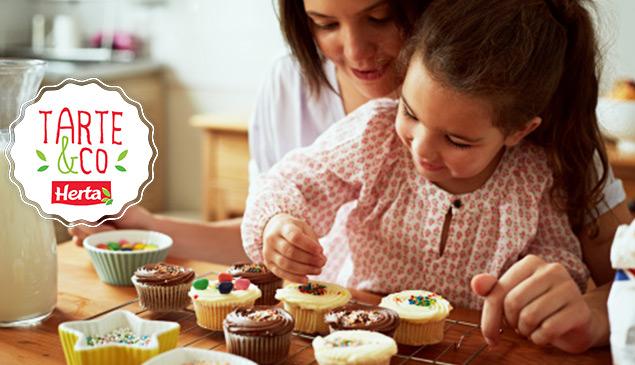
84, 230, 173, 286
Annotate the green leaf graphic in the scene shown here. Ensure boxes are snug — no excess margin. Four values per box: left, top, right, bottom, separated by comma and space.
101, 198, 109, 203
37, 165, 49, 172
101, 187, 111, 198
117, 150, 128, 161
36, 150, 47, 162
115, 165, 127, 172
106, 199, 113, 205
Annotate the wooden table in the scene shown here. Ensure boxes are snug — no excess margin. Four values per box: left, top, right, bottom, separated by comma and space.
0, 243, 612, 365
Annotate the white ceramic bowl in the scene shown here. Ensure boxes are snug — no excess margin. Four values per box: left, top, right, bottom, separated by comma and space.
597, 97, 635, 153
83, 230, 173, 286
142, 348, 257, 365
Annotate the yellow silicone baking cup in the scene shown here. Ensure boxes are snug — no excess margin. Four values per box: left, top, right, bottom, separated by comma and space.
58, 310, 180, 365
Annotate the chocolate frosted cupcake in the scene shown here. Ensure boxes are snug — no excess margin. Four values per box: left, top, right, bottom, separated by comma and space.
228, 263, 282, 305
131, 262, 195, 312
325, 303, 400, 337
223, 306, 294, 365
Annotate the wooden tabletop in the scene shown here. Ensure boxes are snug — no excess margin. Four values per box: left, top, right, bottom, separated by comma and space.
0, 242, 612, 365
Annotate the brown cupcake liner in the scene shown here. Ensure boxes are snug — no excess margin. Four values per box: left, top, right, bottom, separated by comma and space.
283, 303, 330, 335
255, 279, 283, 305
223, 330, 292, 365
192, 299, 257, 331
133, 279, 193, 312
393, 318, 446, 346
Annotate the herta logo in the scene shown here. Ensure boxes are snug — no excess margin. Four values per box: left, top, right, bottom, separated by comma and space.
7, 78, 157, 226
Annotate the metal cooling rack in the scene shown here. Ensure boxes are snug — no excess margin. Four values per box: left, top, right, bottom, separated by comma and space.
85, 271, 488, 364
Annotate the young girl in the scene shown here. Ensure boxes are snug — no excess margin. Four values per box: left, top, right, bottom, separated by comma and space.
242, 0, 615, 353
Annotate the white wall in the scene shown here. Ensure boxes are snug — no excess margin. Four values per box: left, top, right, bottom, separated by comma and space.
150, 0, 287, 212
0, 0, 31, 51
595, 0, 635, 94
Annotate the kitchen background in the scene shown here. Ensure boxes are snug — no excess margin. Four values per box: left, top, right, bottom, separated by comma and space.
0, 0, 634, 237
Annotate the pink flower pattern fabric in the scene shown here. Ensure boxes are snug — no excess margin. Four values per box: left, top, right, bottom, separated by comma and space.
241, 99, 589, 309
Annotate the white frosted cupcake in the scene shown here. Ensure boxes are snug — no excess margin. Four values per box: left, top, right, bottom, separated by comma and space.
312, 330, 397, 365
380, 290, 452, 345
189, 273, 262, 331
275, 281, 351, 334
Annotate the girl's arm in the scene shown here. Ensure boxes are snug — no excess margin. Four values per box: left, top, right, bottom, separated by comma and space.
241, 101, 398, 264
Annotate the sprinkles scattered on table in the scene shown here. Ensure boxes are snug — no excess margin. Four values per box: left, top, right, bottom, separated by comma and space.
95, 239, 157, 251
408, 294, 438, 307
85, 327, 151, 347
298, 282, 327, 295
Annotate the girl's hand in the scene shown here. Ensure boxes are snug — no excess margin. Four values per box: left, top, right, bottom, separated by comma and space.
471, 255, 596, 353
262, 213, 326, 283
68, 205, 155, 246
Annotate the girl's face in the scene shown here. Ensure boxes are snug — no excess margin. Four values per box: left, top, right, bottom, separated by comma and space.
304, 0, 404, 100
395, 59, 538, 193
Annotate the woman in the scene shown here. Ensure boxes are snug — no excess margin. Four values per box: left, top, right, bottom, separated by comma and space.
70, 0, 629, 352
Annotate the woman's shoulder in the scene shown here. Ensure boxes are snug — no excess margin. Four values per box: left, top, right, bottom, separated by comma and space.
260, 54, 304, 96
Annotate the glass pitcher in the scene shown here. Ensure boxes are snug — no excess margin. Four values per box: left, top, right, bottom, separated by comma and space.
0, 59, 57, 327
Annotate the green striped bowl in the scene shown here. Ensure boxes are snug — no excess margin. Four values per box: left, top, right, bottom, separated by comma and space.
83, 230, 172, 286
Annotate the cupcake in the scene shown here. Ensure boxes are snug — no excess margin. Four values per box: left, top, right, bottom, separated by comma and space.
223, 306, 294, 364
132, 263, 196, 312
379, 290, 452, 346
228, 263, 282, 305
189, 273, 262, 331
275, 281, 351, 334
312, 330, 397, 365
324, 303, 400, 337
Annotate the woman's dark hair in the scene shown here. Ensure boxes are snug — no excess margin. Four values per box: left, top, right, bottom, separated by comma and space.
277, 0, 430, 95
400, 0, 607, 235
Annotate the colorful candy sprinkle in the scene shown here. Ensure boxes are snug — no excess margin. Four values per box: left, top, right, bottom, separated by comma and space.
218, 281, 234, 294
234, 278, 251, 290
218, 272, 233, 283
95, 239, 158, 252
298, 282, 327, 296
85, 327, 151, 347
192, 278, 209, 290
407, 294, 437, 307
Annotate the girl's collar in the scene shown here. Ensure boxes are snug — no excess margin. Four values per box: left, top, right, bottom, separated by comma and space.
406, 144, 515, 205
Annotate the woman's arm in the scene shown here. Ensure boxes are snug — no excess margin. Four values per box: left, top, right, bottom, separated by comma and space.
149, 215, 249, 264
577, 200, 632, 346
69, 206, 249, 265
579, 201, 631, 286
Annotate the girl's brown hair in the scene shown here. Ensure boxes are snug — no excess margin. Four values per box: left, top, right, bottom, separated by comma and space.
401, 0, 607, 234
277, 0, 430, 95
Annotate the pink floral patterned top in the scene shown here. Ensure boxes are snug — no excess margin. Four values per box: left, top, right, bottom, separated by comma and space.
241, 99, 589, 309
